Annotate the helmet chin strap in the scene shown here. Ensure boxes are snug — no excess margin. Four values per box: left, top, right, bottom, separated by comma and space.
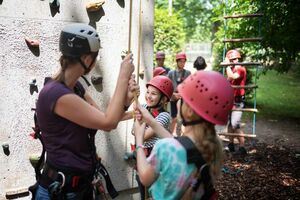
180, 99, 203, 126
78, 53, 98, 75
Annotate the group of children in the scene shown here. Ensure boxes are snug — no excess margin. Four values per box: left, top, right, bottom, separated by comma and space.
34, 23, 245, 200
131, 49, 247, 199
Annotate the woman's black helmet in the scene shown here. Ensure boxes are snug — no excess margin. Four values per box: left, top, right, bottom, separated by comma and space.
59, 23, 100, 57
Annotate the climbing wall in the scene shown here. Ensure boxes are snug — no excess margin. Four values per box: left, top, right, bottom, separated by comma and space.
0, 0, 154, 199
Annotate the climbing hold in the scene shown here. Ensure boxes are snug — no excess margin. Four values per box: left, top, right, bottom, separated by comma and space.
29, 79, 38, 95
86, 0, 105, 12
49, 0, 60, 9
29, 154, 42, 169
25, 37, 40, 48
91, 75, 103, 92
2, 142, 10, 156
91, 75, 103, 85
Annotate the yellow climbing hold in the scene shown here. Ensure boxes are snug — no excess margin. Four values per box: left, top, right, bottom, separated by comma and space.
86, 0, 105, 12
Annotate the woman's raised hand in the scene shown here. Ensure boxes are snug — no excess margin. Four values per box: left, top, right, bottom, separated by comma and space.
120, 53, 135, 79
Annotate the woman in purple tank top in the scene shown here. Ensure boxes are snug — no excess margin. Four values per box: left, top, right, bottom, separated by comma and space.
34, 23, 139, 200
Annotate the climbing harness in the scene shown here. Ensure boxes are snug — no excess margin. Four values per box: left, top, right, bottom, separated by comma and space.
28, 77, 118, 199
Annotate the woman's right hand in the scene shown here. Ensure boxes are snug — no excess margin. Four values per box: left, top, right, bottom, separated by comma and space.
120, 53, 135, 78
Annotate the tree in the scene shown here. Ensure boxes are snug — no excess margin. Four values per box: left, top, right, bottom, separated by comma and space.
155, 0, 217, 42
211, 0, 300, 74
154, 6, 185, 68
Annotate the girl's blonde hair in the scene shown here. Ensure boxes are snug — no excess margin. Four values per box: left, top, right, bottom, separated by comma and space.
180, 102, 223, 200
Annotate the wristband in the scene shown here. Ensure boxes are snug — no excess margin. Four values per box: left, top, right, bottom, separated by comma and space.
135, 144, 145, 151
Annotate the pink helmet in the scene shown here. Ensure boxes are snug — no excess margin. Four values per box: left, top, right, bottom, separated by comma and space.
178, 71, 234, 125
176, 52, 187, 61
226, 49, 241, 60
153, 67, 167, 77
156, 51, 165, 59
146, 75, 174, 100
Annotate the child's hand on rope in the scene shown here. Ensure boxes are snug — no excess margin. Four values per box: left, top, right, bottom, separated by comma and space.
135, 103, 155, 126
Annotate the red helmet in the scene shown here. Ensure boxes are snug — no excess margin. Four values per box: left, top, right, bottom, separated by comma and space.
146, 75, 174, 100
153, 67, 167, 77
176, 52, 187, 61
156, 51, 165, 59
178, 71, 234, 125
226, 49, 241, 60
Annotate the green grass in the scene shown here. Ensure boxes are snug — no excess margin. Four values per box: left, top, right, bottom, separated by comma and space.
247, 70, 300, 120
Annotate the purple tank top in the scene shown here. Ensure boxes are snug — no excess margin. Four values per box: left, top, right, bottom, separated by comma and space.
36, 79, 94, 173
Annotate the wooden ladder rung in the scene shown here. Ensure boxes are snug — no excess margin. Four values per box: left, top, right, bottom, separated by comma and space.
232, 108, 258, 113
220, 62, 262, 66
218, 132, 257, 138
223, 37, 263, 43
232, 85, 258, 89
224, 13, 264, 19
5, 188, 29, 199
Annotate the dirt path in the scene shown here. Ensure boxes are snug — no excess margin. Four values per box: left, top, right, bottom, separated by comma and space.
248, 118, 300, 151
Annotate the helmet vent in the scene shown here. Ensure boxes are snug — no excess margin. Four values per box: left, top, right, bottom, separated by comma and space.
200, 89, 203, 92
215, 96, 218, 99
201, 84, 204, 87
215, 101, 219, 105
213, 114, 218, 118
87, 31, 94, 35
80, 29, 85, 32
196, 85, 199, 88
205, 88, 208, 91
209, 97, 213, 101
206, 111, 209, 114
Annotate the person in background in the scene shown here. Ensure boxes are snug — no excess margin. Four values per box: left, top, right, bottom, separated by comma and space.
225, 49, 247, 155
194, 56, 207, 71
155, 51, 170, 73
167, 52, 191, 136
153, 67, 167, 77
133, 71, 234, 199
34, 23, 138, 199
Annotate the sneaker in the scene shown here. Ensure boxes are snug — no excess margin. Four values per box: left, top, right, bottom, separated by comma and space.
227, 142, 235, 152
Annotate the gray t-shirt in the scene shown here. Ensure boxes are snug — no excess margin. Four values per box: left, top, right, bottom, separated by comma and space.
168, 69, 191, 92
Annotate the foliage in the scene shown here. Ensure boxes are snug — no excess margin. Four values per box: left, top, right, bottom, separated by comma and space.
154, 6, 185, 68
211, 0, 300, 73
251, 70, 300, 120
155, 0, 217, 42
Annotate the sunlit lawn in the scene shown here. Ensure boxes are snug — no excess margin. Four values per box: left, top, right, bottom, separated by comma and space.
247, 70, 300, 120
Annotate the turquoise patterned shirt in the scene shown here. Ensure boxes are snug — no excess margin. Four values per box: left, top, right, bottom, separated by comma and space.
147, 138, 204, 200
